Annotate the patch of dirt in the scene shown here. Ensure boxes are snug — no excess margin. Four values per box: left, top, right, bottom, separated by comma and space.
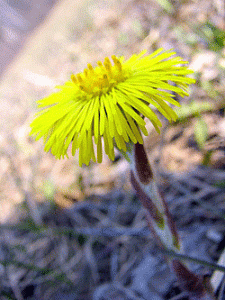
0, 0, 60, 78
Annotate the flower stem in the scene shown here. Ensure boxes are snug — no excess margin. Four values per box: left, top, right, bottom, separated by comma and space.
125, 141, 215, 299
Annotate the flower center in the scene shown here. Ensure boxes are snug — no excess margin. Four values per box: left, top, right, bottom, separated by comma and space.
71, 55, 130, 97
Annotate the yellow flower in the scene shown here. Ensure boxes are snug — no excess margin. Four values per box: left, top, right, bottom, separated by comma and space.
30, 49, 194, 166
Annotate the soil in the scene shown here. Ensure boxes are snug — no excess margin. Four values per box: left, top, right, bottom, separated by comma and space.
0, 0, 59, 78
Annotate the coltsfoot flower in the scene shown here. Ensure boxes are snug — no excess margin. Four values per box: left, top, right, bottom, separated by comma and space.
30, 49, 194, 166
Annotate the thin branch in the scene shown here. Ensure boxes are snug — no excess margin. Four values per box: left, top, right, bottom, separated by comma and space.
0, 258, 73, 286
0, 223, 150, 238
161, 248, 225, 273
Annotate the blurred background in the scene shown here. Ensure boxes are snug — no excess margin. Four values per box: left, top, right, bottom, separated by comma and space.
0, 0, 225, 299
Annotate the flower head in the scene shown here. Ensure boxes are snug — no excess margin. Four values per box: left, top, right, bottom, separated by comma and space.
30, 49, 194, 166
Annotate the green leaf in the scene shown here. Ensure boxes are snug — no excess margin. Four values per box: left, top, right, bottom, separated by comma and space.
175, 101, 213, 121
194, 117, 208, 150
43, 180, 55, 202
155, 0, 174, 13
199, 21, 225, 52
